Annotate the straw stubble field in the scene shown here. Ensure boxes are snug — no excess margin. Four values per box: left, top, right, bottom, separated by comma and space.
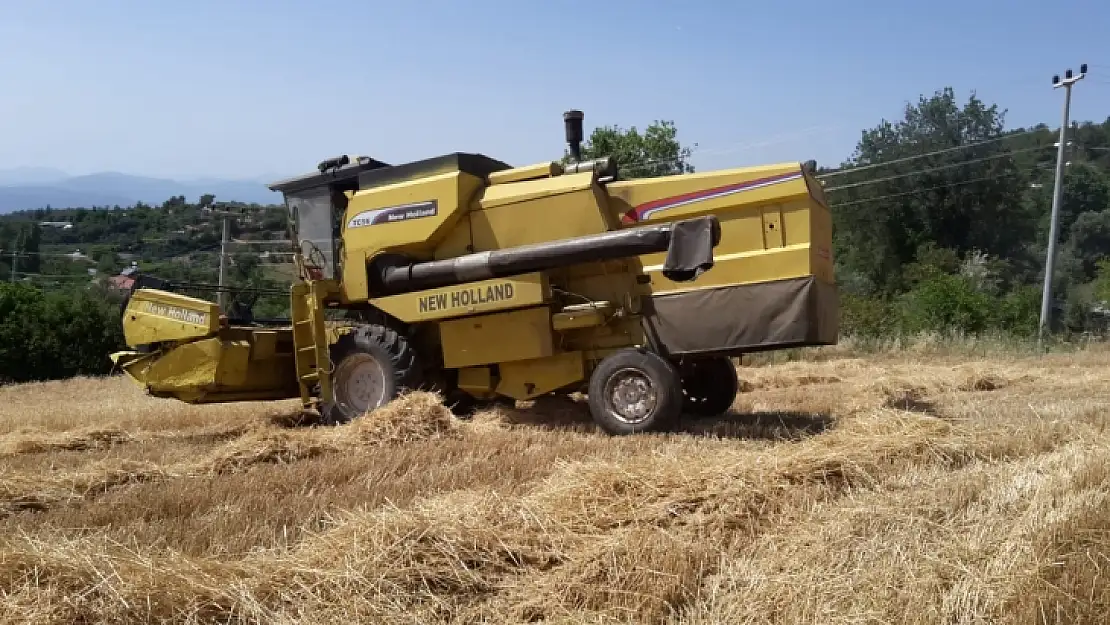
0, 344, 1108, 624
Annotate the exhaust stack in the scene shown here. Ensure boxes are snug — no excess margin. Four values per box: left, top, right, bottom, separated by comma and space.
564, 109, 584, 162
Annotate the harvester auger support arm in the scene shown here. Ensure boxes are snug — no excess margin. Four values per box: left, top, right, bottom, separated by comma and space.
369, 215, 722, 296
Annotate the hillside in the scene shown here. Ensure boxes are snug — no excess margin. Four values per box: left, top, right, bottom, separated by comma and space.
0, 170, 284, 212
0, 344, 1106, 623
0, 195, 293, 318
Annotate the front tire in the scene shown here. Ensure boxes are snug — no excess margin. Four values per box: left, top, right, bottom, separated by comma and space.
587, 348, 683, 435
321, 324, 423, 424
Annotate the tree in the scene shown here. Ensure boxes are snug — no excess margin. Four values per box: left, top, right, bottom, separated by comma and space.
572, 120, 695, 179
829, 87, 1033, 295
96, 251, 118, 275
1062, 210, 1110, 282
0, 283, 125, 383
1029, 162, 1110, 241
16, 223, 42, 274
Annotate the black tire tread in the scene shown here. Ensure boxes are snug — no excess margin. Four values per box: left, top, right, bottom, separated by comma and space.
680, 356, 740, 417
320, 322, 424, 424
348, 324, 423, 391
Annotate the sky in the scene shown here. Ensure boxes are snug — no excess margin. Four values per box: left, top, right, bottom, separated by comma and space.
1, 0, 1108, 182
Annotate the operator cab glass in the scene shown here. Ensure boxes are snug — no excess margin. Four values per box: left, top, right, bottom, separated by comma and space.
268, 155, 390, 280
287, 187, 339, 279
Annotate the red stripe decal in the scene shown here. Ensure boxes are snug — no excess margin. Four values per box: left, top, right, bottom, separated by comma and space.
621, 171, 800, 224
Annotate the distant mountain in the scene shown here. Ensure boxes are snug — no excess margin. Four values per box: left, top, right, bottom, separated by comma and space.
0, 169, 285, 213
0, 167, 70, 186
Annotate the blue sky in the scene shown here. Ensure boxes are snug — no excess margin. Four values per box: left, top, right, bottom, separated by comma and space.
1, 0, 1107, 181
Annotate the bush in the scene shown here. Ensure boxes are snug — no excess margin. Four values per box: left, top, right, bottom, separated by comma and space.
835, 275, 1046, 341
895, 273, 996, 335
994, 285, 1042, 337
839, 292, 896, 338
0, 284, 125, 384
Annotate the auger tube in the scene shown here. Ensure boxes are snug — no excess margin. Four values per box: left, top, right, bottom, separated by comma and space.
371, 215, 721, 296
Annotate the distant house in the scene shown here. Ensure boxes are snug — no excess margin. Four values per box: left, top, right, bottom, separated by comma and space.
39, 221, 73, 229
107, 263, 140, 292
108, 275, 135, 291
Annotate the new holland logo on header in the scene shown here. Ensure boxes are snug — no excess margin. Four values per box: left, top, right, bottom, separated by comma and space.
347, 200, 438, 229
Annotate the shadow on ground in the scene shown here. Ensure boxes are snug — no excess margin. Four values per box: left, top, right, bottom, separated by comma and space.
271, 394, 836, 442
882, 391, 940, 416
493, 396, 835, 441
269, 411, 329, 428
677, 410, 835, 440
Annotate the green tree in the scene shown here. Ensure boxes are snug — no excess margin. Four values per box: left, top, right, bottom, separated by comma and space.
1092, 258, 1110, 305
1029, 162, 1110, 241
1061, 210, 1110, 282
829, 88, 1032, 296
96, 251, 118, 275
572, 120, 695, 179
10, 223, 43, 275
0, 284, 125, 383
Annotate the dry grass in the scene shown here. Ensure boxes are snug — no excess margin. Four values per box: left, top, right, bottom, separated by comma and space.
1, 343, 1109, 623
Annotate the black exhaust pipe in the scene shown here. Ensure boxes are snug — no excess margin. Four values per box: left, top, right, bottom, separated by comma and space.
370, 215, 721, 296
564, 109, 584, 162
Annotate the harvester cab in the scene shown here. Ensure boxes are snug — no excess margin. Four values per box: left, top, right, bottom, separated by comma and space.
112, 110, 838, 434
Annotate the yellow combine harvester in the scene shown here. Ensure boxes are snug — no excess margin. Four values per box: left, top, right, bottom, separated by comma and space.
111, 111, 837, 434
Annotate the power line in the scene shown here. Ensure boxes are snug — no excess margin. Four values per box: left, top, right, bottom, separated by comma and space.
827, 172, 1017, 208
0, 250, 105, 259
824, 144, 1054, 193
587, 125, 844, 174
816, 127, 1050, 180
0, 240, 295, 259
602, 125, 1061, 181
12, 272, 98, 280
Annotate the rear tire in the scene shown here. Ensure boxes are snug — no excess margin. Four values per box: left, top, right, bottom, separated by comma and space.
680, 356, 740, 417
587, 348, 683, 435
320, 324, 423, 424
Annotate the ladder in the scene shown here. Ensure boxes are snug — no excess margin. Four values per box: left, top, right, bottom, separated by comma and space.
290, 280, 333, 409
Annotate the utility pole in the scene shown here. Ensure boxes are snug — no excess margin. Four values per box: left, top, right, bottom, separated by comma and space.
9, 232, 20, 283
1038, 63, 1088, 349
218, 215, 230, 311
210, 202, 235, 312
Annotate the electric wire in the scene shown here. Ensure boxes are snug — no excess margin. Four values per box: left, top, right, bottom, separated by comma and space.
828, 172, 1019, 208
11, 272, 98, 279
816, 127, 1051, 179
823, 144, 1055, 193
605, 125, 1061, 183
594, 125, 843, 173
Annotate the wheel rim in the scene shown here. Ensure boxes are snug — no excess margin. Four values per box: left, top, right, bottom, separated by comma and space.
603, 367, 659, 425
332, 353, 388, 417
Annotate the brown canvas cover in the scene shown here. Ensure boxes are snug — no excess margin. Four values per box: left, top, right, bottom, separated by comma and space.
641, 276, 838, 357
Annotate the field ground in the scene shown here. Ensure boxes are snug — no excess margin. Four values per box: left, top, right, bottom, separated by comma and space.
0, 343, 1108, 623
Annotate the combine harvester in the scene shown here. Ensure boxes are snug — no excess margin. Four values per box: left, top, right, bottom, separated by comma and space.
111, 111, 838, 434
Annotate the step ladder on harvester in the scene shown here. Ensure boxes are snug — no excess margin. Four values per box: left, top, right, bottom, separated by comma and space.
290, 281, 334, 410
